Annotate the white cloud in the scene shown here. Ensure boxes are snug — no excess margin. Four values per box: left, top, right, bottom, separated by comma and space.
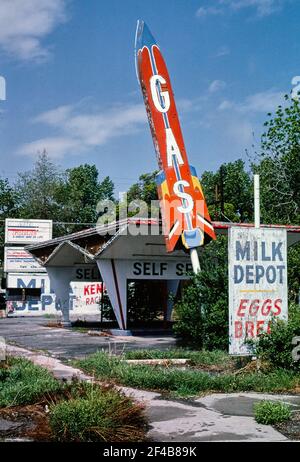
218, 89, 284, 113
18, 102, 147, 159
218, 99, 234, 110
19, 136, 79, 159
215, 46, 231, 57
224, 0, 283, 17
208, 80, 226, 93
196, 6, 223, 18
33, 105, 73, 125
196, 0, 286, 19
0, 0, 68, 60
241, 89, 284, 112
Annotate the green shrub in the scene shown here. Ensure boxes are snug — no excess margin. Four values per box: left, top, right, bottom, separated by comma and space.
173, 237, 228, 350
256, 306, 300, 371
49, 383, 145, 442
0, 357, 61, 407
254, 400, 291, 425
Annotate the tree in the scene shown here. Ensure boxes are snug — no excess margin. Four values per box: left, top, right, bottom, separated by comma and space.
0, 178, 16, 270
127, 171, 158, 205
15, 153, 114, 235
123, 171, 159, 220
253, 94, 300, 224
56, 164, 115, 234
251, 94, 300, 304
15, 150, 63, 221
173, 236, 228, 350
201, 160, 253, 222
0, 178, 16, 217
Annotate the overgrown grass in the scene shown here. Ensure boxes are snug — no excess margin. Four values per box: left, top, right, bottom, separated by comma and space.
123, 348, 232, 367
0, 359, 147, 442
49, 382, 146, 442
76, 352, 300, 398
0, 357, 62, 407
254, 400, 292, 425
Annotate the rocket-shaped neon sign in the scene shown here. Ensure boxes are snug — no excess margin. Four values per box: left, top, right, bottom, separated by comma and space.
135, 21, 216, 271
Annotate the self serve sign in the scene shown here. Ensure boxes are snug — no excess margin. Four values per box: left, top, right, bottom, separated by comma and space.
228, 227, 288, 355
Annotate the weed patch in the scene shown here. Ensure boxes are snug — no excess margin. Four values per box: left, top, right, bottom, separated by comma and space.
254, 401, 291, 425
76, 352, 300, 397
49, 382, 146, 442
0, 358, 62, 408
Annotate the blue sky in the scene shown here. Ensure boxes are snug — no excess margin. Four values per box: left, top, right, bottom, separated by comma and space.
0, 0, 299, 195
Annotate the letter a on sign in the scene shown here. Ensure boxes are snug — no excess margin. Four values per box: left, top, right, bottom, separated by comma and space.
135, 21, 216, 252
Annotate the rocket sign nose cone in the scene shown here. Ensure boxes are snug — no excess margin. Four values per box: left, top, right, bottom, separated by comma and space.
135, 20, 157, 51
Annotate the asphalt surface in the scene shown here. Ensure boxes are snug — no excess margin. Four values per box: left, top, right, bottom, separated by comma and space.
0, 316, 176, 359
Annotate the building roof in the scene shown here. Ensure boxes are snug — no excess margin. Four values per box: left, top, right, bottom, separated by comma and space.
26, 218, 300, 267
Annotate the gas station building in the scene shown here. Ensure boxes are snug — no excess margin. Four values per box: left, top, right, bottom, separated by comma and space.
25, 218, 300, 332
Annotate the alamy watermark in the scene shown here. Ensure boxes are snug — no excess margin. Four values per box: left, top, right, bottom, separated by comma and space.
0, 75, 6, 101
95, 195, 208, 238
292, 336, 300, 362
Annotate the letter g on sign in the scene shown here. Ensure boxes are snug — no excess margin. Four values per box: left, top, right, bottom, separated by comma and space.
150, 75, 170, 113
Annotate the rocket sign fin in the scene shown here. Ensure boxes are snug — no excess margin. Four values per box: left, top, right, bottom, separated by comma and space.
135, 21, 216, 252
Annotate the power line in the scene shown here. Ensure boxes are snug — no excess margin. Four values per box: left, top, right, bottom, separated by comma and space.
0, 219, 97, 226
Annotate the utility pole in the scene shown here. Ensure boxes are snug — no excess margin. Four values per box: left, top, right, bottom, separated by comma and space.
219, 165, 225, 216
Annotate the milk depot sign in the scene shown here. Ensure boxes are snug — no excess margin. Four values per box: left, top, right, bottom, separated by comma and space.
229, 227, 288, 355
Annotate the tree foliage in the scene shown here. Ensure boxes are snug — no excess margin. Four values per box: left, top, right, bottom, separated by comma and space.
173, 236, 228, 350
10, 151, 115, 236
201, 160, 253, 222
0, 178, 16, 268
16, 150, 62, 221
56, 164, 114, 234
127, 171, 158, 205
253, 94, 300, 224
255, 303, 300, 372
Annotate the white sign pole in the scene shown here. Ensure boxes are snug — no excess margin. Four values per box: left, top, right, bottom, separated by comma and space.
254, 174, 260, 229
190, 248, 201, 274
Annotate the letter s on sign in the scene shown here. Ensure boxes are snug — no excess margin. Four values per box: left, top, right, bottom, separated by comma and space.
150, 75, 170, 113
173, 180, 193, 214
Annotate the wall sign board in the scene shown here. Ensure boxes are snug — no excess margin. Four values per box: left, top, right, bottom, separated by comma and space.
4, 247, 46, 273
5, 219, 52, 244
